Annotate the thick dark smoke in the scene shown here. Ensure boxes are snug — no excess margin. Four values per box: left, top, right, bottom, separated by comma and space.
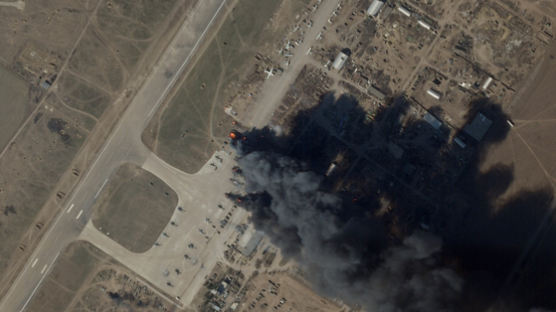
227, 93, 556, 311
232, 150, 463, 310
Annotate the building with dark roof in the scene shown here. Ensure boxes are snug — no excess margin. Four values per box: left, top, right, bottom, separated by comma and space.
463, 113, 492, 141
423, 112, 442, 130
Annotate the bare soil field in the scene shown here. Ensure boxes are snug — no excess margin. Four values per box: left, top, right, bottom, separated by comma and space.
91, 163, 178, 253
0, 0, 195, 293
0, 0, 96, 82
56, 72, 111, 119
0, 94, 92, 278
143, 0, 309, 173
236, 272, 343, 312
25, 241, 179, 312
480, 39, 556, 201
0, 65, 30, 149
192, 259, 344, 312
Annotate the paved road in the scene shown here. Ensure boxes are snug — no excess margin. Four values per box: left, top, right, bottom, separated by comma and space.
0, 0, 229, 311
248, 0, 342, 128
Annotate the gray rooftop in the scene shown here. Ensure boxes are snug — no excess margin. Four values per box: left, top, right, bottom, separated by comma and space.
463, 113, 492, 141
423, 112, 442, 130
240, 231, 264, 256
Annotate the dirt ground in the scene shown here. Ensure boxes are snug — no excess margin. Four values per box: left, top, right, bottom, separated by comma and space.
0, 93, 93, 280
238, 272, 344, 312
142, 0, 310, 173
25, 241, 179, 312
191, 257, 347, 312
91, 163, 178, 253
0, 65, 31, 149
479, 38, 556, 203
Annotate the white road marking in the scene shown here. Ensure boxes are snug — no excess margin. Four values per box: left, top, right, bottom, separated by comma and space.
94, 178, 109, 199
40, 265, 47, 275
75, 209, 83, 220
66, 203, 74, 213
19, 252, 60, 312
31, 258, 38, 268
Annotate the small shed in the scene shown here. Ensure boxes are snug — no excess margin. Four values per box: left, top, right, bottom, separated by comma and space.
40, 80, 51, 90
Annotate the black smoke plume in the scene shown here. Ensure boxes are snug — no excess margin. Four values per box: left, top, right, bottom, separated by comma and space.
229, 149, 462, 310
228, 93, 555, 311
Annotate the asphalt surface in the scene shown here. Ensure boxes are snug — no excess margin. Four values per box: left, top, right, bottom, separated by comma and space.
247, 0, 342, 128
0, 0, 229, 311
78, 150, 246, 306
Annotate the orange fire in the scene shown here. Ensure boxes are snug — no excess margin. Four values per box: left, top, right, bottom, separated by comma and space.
229, 132, 237, 139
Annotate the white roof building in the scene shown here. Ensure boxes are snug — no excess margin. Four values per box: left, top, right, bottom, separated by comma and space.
426, 89, 441, 100
481, 77, 493, 90
332, 51, 348, 70
417, 20, 432, 31
397, 6, 411, 17
367, 0, 385, 17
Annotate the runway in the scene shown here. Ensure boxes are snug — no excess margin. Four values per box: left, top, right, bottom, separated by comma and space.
0, 0, 229, 310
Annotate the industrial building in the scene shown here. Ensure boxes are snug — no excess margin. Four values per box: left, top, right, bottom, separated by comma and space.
332, 51, 349, 70
417, 20, 432, 31
481, 76, 493, 90
463, 113, 492, 141
397, 6, 411, 17
426, 89, 441, 100
238, 228, 264, 256
454, 137, 467, 148
423, 112, 442, 130
366, 0, 385, 17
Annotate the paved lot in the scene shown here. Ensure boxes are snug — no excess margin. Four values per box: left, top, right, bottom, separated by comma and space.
80, 150, 246, 305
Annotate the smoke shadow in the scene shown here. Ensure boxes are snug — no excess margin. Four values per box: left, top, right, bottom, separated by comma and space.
230, 92, 555, 311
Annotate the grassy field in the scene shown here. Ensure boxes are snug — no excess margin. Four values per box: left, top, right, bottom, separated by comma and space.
144, 0, 291, 173
25, 241, 177, 312
0, 65, 30, 150
91, 163, 178, 253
